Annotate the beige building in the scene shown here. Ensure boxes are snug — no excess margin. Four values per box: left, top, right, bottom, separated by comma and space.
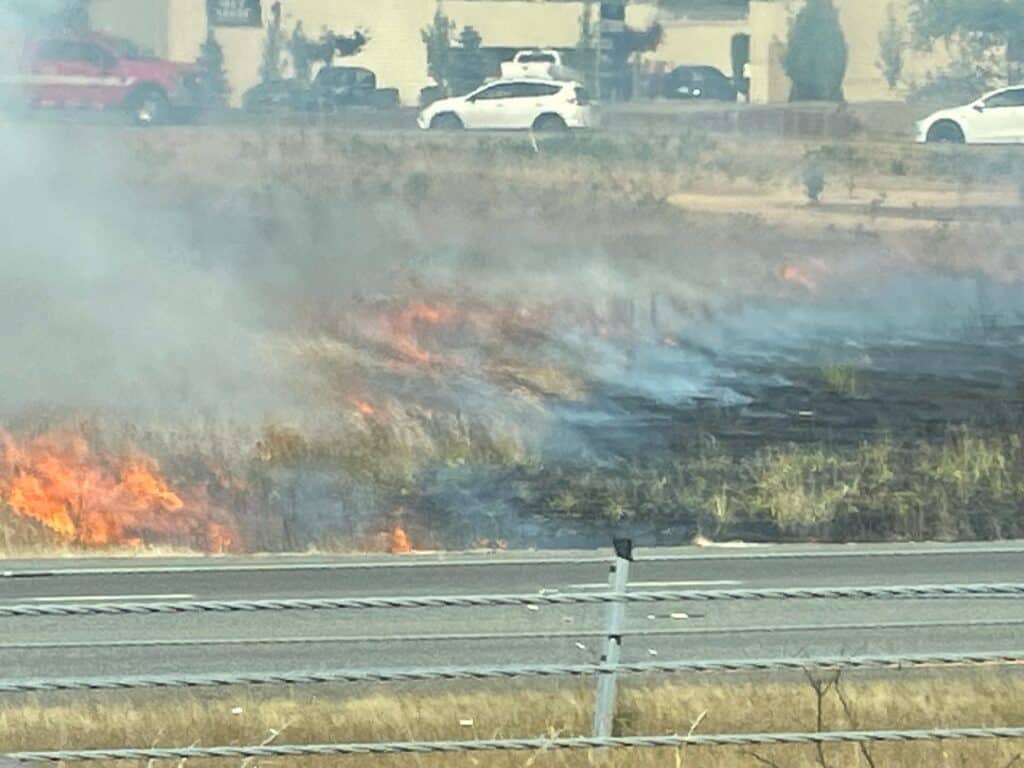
749, 0, 948, 103
88, 0, 947, 106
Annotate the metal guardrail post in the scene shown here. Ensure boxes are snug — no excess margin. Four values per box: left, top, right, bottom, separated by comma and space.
592, 538, 633, 738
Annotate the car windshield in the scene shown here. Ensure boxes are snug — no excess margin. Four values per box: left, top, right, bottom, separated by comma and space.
6, 2, 1024, 764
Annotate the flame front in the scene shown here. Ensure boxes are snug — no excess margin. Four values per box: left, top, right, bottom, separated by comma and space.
0, 428, 238, 552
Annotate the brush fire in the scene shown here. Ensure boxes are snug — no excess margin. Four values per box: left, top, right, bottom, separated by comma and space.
0, 427, 239, 552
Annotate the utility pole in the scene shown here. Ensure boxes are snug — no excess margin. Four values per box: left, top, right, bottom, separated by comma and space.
597, 0, 626, 102
591, 538, 633, 739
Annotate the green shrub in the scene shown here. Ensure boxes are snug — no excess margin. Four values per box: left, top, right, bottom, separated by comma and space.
802, 159, 826, 202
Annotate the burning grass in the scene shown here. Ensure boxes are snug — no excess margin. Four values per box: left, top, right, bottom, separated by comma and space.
1, 671, 1022, 766
5, 125, 1024, 555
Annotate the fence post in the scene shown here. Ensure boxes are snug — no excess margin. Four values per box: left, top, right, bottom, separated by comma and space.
592, 538, 633, 738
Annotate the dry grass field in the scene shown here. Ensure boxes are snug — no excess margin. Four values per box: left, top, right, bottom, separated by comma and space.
2, 671, 1022, 767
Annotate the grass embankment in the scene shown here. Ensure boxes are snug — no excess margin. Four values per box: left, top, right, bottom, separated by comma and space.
2, 672, 1022, 766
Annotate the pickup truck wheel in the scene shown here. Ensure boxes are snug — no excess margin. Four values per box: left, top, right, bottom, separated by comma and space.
127, 87, 170, 126
430, 112, 463, 131
533, 113, 568, 133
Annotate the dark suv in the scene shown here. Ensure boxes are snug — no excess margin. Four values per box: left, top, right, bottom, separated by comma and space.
661, 66, 737, 102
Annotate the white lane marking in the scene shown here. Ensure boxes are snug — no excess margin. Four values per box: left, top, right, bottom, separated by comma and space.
29, 594, 195, 603
566, 580, 742, 590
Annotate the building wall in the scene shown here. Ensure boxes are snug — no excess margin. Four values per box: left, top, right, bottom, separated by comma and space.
748, 0, 787, 103
165, 0, 208, 63
748, 0, 950, 104
90, 0, 170, 59
650, 18, 749, 77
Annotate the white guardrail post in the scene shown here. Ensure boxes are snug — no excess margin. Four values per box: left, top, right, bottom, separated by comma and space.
592, 538, 633, 738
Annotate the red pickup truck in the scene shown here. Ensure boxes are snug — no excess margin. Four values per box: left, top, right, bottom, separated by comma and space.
0, 32, 200, 124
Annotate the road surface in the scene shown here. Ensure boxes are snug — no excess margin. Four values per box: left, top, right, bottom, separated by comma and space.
0, 542, 1021, 680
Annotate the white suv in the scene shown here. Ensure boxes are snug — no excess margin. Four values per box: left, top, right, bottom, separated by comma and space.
417, 79, 594, 132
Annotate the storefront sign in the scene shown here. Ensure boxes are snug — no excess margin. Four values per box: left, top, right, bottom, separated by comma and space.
207, 0, 262, 27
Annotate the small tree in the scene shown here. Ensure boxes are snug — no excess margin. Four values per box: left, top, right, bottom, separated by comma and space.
288, 20, 311, 83
421, 9, 455, 92
449, 26, 487, 95
877, 3, 905, 90
783, 0, 848, 101
910, 0, 1024, 92
259, 0, 284, 84
195, 30, 230, 109
290, 27, 368, 75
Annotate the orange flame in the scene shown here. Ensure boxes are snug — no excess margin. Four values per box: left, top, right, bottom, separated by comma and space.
389, 523, 412, 554
782, 264, 817, 291
383, 301, 457, 364
351, 398, 377, 417
0, 428, 239, 552
782, 259, 828, 293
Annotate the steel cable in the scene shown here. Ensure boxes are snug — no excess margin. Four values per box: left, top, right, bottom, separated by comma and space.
1, 650, 1021, 694
10, 726, 1024, 762
0, 582, 1022, 618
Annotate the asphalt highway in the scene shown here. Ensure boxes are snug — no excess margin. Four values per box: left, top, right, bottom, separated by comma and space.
0, 542, 1021, 681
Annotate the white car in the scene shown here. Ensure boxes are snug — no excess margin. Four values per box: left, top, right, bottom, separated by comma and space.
916, 84, 1024, 144
417, 79, 594, 132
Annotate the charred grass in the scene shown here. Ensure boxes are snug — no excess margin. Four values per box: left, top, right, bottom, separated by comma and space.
1, 671, 1022, 767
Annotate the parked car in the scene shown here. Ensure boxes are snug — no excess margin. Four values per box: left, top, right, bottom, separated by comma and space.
499, 49, 579, 82
661, 65, 737, 102
0, 32, 199, 124
916, 85, 1024, 143
417, 78, 593, 132
309, 66, 399, 110
241, 78, 311, 113
242, 67, 399, 115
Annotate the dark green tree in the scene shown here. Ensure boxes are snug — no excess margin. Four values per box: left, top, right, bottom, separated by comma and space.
195, 30, 230, 109
783, 0, 848, 101
421, 9, 455, 92
259, 0, 284, 84
449, 26, 487, 95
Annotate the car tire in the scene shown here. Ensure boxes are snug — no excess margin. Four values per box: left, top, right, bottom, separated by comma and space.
127, 86, 171, 126
430, 112, 463, 130
533, 113, 568, 132
926, 120, 965, 144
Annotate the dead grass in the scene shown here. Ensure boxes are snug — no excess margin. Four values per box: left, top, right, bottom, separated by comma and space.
1, 672, 1022, 766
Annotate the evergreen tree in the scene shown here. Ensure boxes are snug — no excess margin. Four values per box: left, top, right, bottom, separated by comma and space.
421, 9, 455, 92
783, 0, 848, 101
259, 0, 284, 84
196, 30, 230, 109
449, 26, 487, 95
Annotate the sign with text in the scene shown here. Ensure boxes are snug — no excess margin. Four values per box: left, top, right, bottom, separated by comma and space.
207, 0, 262, 27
